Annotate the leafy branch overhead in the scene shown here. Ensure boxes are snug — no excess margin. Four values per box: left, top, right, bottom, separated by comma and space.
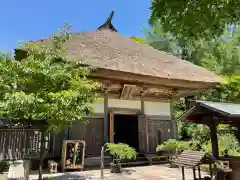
0, 23, 100, 131
150, 0, 240, 39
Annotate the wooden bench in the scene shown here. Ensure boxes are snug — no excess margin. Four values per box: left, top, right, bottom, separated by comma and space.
48, 160, 58, 174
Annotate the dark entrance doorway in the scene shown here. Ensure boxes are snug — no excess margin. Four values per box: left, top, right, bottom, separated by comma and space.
114, 114, 139, 152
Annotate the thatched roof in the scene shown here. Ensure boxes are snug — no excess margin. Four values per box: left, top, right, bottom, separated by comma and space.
15, 12, 221, 85
62, 30, 220, 83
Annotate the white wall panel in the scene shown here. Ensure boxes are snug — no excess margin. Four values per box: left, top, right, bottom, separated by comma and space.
92, 98, 171, 117
144, 101, 170, 116
108, 99, 141, 109
92, 98, 104, 114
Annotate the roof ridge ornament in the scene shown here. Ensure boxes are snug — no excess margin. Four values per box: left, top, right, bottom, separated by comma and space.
97, 11, 118, 32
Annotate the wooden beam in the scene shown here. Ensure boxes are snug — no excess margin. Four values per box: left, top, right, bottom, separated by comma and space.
109, 107, 140, 114
97, 79, 203, 92
98, 79, 200, 98
91, 68, 218, 90
99, 92, 170, 102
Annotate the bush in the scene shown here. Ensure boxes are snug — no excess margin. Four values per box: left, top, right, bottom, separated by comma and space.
202, 133, 240, 156
156, 139, 190, 154
104, 143, 137, 164
0, 161, 9, 173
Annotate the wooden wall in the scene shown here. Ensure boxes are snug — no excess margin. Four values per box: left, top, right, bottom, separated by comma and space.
53, 117, 104, 157
53, 98, 173, 156
138, 115, 173, 154
147, 118, 172, 153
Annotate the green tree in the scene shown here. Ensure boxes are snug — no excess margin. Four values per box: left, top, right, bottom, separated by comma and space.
202, 76, 240, 103
0, 52, 13, 61
150, 0, 240, 39
146, 23, 240, 75
145, 22, 240, 153
0, 24, 99, 179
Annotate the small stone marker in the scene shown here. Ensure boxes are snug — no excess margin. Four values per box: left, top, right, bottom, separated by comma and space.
48, 160, 58, 174
7, 160, 25, 180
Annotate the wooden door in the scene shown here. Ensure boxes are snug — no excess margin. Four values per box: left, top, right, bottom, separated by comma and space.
109, 112, 114, 143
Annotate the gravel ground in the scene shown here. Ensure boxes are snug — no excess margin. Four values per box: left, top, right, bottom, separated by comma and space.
29, 165, 209, 180
0, 173, 7, 180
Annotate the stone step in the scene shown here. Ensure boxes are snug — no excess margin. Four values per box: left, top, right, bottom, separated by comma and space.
121, 160, 150, 167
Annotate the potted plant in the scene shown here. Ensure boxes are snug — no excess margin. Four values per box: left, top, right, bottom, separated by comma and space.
105, 143, 137, 173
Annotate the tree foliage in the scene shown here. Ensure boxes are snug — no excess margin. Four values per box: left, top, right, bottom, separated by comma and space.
145, 20, 240, 154
0, 24, 100, 131
0, 24, 100, 179
203, 133, 240, 156
0, 52, 13, 61
146, 23, 240, 76
202, 76, 240, 103
150, 0, 240, 39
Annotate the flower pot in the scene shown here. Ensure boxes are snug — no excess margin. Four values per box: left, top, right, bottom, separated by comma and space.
110, 163, 121, 173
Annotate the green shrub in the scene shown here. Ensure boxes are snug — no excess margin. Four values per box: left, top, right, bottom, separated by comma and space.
156, 139, 190, 153
202, 133, 240, 156
105, 143, 137, 164
0, 161, 9, 173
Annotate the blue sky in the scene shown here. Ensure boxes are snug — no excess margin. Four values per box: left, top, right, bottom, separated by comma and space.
0, 0, 151, 52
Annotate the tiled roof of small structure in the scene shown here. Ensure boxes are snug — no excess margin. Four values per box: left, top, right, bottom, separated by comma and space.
197, 100, 240, 117
15, 11, 221, 84
178, 101, 240, 123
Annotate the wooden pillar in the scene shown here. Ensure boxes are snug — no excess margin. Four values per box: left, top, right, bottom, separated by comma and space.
170, 99, 177, 139
109, 112, 114, 143
104, 92, 109, 143
197, 165, 201, 179
193, 168, 196, 180
141, 100, 149, 153
209, 120, 219, 159
141, 99, 144, 114
209, 163, 213, 178
182, 166, 185, 180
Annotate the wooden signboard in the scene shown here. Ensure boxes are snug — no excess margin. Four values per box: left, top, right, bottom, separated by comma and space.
61, 140, 85, 172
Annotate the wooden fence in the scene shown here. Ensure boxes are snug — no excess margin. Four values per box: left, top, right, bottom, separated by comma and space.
0, 128, 43, 160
